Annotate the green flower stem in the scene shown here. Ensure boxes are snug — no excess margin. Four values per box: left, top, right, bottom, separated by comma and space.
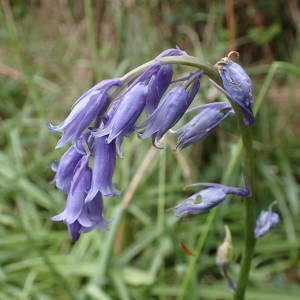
228, 102, 256, 300
119, 55, 222, 86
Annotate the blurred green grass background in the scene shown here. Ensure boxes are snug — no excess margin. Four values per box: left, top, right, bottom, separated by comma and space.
0, 0, 300, 299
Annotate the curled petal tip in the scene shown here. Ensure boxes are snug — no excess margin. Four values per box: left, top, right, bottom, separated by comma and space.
47, 122, 61, 132
227, 51, 239, 61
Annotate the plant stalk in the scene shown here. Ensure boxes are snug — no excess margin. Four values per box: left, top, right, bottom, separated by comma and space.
231, 103, 256, 300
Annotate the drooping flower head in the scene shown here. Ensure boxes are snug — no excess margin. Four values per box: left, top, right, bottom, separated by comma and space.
92, 48, 186, 147
173, 102, 233, 149
213, 51, 254, 126
174, 181, 250, 219
50, 48, 193, 241
50, 48, 255, 242
255, 202, 280, 238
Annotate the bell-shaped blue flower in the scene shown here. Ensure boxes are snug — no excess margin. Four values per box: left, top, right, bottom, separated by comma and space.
174, 182, 250, 219
49, 78, 120, 148
67, 193, 109, 241
93, 82, 148, 143
213, 52, 254, 126
85, 135, 120, 200
51, 155, 91, 224
139, 72, 202, 148
51, 133, 90, 193
51, 145, 83, 194
121, 48, 185, 116
173, 102, 233, 149
255, 203, 280, 238
145, 65, 173, 115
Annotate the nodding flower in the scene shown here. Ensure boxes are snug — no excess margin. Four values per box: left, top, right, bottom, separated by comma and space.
213, 51, 254, 126
174, 181, 250, 219
255, 202, 280, 238
93, 82, 148, 143
49, 78, 121, 149
173, 102, 233, 149
85, 135, 120, 200
138, 71, 202, 148
51, 155, 92, 225
66, 193, 109, 242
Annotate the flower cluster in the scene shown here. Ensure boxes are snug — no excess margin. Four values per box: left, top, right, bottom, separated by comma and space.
50, 48, 211, 241
50, 48, 278, 242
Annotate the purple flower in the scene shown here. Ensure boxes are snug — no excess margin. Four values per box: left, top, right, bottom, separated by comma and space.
255, 203, 280, 238
85, 135, 120, 200
51, 145, 83, 194
145, 65, 173, 115
93, 82, 148, 143
49, 78, 120, 148
174, 182, 250, 219
173, 102, 233, 149
67, 193, 109, 241
139, 72, 202, 148
51, 133, 90, 193
124, 48, 185, 112
213, 53, 254, 125
51, 155, 91, 224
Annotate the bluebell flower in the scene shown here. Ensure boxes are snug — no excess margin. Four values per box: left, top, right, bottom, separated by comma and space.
136, 47, 185, 83
213, 51, 254, 126
49, 78, 120, 148
51, 144, 83, 194
67, 193, 109, 241
51, 132, 90, 193
52, 155, 91, 224
255, 203, 280, 238
174, 182, 250, 219
85, 135, 120, 200
144, 65, 173, 115
173, 102, 233, 149
116, 48, 185, 118
139, 72, 202, 148
93, 82, 148, 143
126, 47, 185, 104
52, 152, 110, 241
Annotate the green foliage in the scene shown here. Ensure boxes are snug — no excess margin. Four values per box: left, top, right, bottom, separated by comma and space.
0, 0, 299, 299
